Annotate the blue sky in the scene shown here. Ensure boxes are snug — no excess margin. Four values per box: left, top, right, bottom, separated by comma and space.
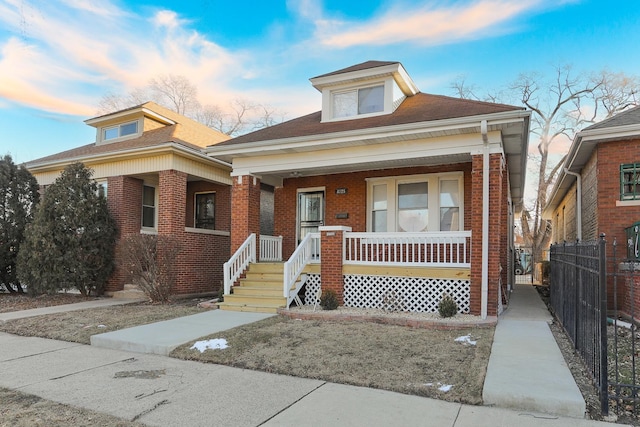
0, 0, 639, 164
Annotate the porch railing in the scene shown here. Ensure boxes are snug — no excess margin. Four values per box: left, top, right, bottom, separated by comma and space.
260, 235, 282, 262
283, 232, 319, 304
223, 233, 256, 295
343, 231, 471, 267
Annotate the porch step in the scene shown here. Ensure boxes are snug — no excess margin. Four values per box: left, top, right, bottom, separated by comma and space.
223, 294, 286, 307
246, 262, 284, 274
218, 302, 281, 314
232, 286, 284, 297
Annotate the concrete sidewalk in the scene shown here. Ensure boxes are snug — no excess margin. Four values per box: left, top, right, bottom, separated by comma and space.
0, 332, 624, 426
483, 284, 586, 418
0, 297, 143, 322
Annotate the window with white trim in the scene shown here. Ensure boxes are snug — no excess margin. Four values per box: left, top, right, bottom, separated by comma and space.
103, 120, 138, 141
367, 173, 463, 232
332, 84, 384, 119
96, 180, 107, 199
142, 185, 156, 229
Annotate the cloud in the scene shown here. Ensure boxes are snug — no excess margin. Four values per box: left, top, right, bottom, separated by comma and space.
0, 0, 248, 116
307, 0, 542, 48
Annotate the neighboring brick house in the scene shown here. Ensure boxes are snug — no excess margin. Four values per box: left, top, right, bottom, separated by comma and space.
26, 102, 232, 296
207, 61, 531, 318
544, 105, 640, 314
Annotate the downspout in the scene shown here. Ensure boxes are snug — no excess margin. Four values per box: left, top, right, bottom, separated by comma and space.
481, 120, 489, 319
564, 169, 582, 240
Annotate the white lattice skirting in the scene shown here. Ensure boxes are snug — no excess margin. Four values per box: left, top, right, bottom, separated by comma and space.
303, 273, 470, 313
343, 275, 470, 313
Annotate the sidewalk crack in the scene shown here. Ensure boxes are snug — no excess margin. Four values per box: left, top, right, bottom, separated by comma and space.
257, 382, 327, 426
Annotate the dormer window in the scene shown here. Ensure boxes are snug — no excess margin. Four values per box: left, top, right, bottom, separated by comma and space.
333, 85, 384, 119
103, 121, 138, 141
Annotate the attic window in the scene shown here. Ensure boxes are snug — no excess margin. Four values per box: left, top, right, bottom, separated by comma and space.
104, 121, 138, 141
332, 85, 384, 118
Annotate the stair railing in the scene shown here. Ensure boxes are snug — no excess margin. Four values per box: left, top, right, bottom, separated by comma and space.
283, 233, 317, 305
223, 234, 256, 295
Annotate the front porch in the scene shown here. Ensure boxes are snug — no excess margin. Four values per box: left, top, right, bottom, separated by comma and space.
220, 230, 471, 314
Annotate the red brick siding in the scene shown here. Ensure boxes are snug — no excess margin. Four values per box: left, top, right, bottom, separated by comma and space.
231, 175, 261, 255
106, 176, 143, 292
185, 181, 231, 231
320, 228, 347, 304
105, 171, 229, 296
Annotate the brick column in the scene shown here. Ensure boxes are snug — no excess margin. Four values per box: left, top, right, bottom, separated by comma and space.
320, 226, 351, 305
158, 170, 187, 236
470, 153, 504, 316
106, 176, 143, 293
231, 175, 261, 256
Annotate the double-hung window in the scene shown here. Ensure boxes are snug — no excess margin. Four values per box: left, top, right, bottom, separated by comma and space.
621, 163, 640, 200
367, 173, 463, 232
142, 185, 156, 229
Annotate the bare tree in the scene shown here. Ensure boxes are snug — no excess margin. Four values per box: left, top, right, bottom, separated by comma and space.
96, 75, 283, 136
452, 65, 640, 261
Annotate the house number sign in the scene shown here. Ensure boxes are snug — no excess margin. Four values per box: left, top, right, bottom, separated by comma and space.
335, 188, 347, 194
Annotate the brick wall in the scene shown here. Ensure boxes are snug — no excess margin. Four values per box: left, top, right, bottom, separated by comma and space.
274, 163, 473, 258
105, 171, 230, 296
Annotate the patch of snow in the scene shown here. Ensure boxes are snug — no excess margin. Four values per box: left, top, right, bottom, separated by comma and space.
191, 338, 228, 352
423, 382, 453, 392
454, 335, 476, 345
97, 324, 106, 328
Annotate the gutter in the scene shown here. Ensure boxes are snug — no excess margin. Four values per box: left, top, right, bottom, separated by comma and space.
481, 119, 489, 319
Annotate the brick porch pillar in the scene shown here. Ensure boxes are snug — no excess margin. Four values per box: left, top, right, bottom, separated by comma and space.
105, 175, 143, 293
231, 174, 261, 256
320, 226, 351, 305
470, 153, 504, 317
158, 170, 187, 236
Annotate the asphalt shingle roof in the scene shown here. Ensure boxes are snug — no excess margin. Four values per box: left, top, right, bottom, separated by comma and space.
583, 105, 640, 131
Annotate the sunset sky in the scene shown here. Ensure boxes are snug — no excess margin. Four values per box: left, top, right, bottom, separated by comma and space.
1, 0, 638, 164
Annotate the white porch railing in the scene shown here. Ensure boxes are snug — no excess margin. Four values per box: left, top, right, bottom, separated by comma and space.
223, 234, 256, 295
344, 231, 471, 267
260, 235, 282, 262
283, 232, 319, 305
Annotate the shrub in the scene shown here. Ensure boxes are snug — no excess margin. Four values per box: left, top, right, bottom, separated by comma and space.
120, 234, 181, 303
17, 163, 116, 296
0, 155, 40, 293
320, 289, 339, 310
438, 293, 458, 318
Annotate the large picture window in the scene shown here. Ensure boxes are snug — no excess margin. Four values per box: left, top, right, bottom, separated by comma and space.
367, 173, 463, 232
195, 192, 216, 230
621, 163, 640, 200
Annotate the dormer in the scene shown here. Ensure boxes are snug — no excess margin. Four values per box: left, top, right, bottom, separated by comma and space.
310, 61, 419, 123
85, 102, 176, 145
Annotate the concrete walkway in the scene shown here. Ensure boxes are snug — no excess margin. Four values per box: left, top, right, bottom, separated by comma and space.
0, 297, 143, 322
483, 283, 586, 418
0, 289, 618, 425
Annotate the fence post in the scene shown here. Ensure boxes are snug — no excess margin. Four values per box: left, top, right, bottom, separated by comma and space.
574, 240, 580, 348
599, 233, 609, 416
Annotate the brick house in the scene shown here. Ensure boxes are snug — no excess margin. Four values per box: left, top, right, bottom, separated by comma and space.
207, 61, 531, 318
25, 102, 232, 296
544, 105, 640, 314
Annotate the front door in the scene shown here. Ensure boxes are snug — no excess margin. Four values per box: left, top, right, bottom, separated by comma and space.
297, 190, 324, 254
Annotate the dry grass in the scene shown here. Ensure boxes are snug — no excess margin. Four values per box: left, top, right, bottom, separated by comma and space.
171, 315, 494, 404
0, 387, 144, 427
0, 302, 206, 345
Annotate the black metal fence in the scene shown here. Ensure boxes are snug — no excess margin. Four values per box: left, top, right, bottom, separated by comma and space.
550, 236, 640, 420
549, 237, 608, 415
